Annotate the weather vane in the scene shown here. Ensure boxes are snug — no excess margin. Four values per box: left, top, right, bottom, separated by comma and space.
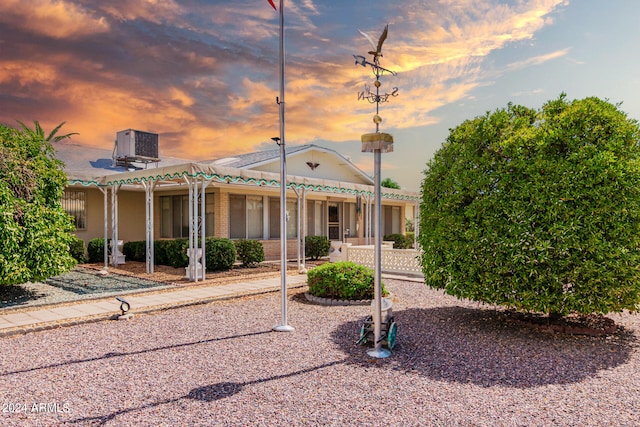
354, 25, 399, 123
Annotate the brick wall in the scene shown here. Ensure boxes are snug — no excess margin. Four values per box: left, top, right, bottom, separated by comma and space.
215, 190, 229, 237
261, 239, 301, 261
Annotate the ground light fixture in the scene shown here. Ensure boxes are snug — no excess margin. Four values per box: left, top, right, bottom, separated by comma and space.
116, 296, 133, 320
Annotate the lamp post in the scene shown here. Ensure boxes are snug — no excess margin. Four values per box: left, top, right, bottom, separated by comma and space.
354, 25, 398, 358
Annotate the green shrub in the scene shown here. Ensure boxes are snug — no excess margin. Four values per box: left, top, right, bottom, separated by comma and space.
87, 238, 106, 263
206, 237, 237, 271
167, 239, 189, 268
305, 236, 331, 260
68, 235, 86, 263
405, 218, 415, 232
153, 240, 173, 266
123, 241, 146, 262
88, 238, 147, 264
307, 261, 387, 300
384, 233, 411, 249
87, 238, 235, 271
405, 232, 415, 247
420, 94, 640, 316
153, 239, 189, 268
235, 239, 265, 267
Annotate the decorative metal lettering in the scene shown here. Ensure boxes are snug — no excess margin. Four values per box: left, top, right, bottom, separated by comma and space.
353, 25, 399, 125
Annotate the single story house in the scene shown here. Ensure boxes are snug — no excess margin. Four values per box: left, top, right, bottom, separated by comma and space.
56, 131, 419, 277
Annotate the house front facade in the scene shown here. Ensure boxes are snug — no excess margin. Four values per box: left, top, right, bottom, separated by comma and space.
57, 137, 419, 273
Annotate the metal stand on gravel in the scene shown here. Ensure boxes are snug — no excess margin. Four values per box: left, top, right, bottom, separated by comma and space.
358, 297, 398, 351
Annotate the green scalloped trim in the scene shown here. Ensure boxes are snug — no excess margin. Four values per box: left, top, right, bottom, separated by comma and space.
69, 171, 419, 201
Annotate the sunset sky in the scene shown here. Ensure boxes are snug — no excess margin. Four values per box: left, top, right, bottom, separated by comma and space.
1, 0, 639, 191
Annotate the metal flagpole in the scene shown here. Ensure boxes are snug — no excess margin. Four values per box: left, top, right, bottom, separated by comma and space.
273, 0, 294, 332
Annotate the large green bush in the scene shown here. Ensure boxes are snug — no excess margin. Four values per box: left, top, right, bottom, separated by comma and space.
307, 261, 387, 300
420, 95, 640, 316
234, 239, 265, 267
305, 236, 331, 260
206, 237, 237, 271
0, 122, 77, 285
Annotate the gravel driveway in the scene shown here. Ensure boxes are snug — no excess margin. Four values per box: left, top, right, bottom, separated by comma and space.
1, 279, 638, 426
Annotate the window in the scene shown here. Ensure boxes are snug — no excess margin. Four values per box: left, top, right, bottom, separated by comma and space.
269, 197, 298, 239
229, 195, 246, 239
229, 195, 264, 239
205, 194, 215, 235
307, 200, 326, 236
160, 193, 215, 238
344, 202, 357, 237
383, 205, 401, 235
363, 203, 376, 237
62, 190, 86, 230
247, 196, 263, 239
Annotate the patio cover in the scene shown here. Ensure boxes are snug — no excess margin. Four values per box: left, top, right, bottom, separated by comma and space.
67, 161, 419, 201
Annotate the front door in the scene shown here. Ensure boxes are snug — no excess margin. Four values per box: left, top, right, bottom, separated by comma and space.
328, 202, 341, 240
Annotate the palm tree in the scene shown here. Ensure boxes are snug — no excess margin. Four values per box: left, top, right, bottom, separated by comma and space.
16, 120, 78, 142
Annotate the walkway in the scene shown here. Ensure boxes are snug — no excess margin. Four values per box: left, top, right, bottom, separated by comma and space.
0, 274, 309, 337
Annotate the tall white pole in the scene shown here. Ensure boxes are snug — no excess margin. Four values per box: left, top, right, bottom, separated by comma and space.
367, 77, 391, 359
369, 149, 388, 356
274, 0, 294, 332
103, 188, 108, 270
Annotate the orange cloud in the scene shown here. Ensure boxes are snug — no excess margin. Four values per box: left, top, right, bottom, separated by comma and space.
0, 61, 59, 87
0, 0, 571, 167
0, 0, 109, 38
101, 0, 183, 25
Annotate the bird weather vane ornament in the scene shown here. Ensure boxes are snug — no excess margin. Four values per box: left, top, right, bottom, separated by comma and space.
360, 25, 387, 59
354, 25, 399, 129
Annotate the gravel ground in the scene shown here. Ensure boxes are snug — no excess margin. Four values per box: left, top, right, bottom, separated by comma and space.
0, 268, 174, 311
1, 279, 639, 427
0, 262, 298, 311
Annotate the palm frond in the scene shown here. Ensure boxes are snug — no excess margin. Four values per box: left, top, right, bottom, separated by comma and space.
46, 121, 78, 142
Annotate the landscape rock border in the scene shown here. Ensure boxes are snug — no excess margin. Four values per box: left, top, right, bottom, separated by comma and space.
304, 292, 371, 306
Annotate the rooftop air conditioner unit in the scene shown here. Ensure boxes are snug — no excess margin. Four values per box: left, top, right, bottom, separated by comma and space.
116, 129, 159, 160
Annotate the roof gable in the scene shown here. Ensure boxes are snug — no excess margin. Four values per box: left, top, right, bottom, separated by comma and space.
211, 144, 373, 185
